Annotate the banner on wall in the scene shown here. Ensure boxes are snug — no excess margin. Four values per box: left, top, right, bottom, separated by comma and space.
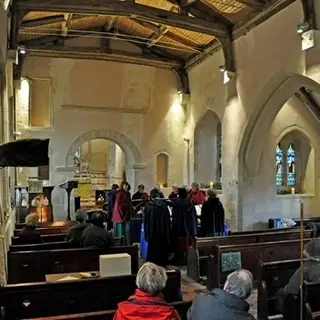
28, 180, 43, 193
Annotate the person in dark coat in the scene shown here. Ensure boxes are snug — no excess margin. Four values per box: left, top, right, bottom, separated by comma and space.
19, 213, 42, 244
276, 238, 320, 317
188, 269, 256, 320
113, 181, 132, 244
65, 209, 88, 245
144, 188, 171, 266
81, 210, 113, 249
132, 184, 149, 211
171, 187, 197, 265
200, 189, 225, 236
107, 184, 119, 230
168, 184, 178, 200
155, 184, 165, 198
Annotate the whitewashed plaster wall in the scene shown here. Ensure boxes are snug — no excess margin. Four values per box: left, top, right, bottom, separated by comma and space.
19, 57, 185, 219
186, 1, 320, 229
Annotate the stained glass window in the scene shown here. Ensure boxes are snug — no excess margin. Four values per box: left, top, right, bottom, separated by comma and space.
276, 144, 283, 186
287, 144, 296, 186
217, 122, 222, 183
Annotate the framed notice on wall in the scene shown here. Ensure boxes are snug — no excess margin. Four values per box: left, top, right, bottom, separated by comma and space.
28, 180, 43, 193
221, 252, 242, 273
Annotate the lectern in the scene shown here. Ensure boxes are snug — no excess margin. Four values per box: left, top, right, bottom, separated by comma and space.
59, 180, 78, 220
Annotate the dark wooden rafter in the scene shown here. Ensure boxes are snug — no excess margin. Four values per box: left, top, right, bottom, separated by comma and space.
295, 87, 320, 121
131, 18, 203, 52
236, 0, 265, 9
12, 0, 229, 38
13, 53, 26, 80
62, 14, 73, 37
300, 0, 316, 29
172, 67, 190, 94
25, 46, 180, 69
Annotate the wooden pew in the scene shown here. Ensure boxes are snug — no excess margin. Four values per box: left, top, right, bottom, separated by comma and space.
11, 233, 67, 245
9, 237, 125, 252
8, 245, 139, 284
230, 226, 299, 236
14, 227, 69, 236
15, 221, 76, 229
303, 281, 320, 320
187, 230, 311, 282
257, 259, 300, 320
206, 238, 310, 291
0, 270, 182, 319
293, 217, 320, 227
29, 301, 193, 320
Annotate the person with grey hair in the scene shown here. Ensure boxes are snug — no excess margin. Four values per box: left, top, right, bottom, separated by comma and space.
65, 209, 88, 245
187, 269, 256, 320
19, 213, 42, 244
200, 188, 225, 236
276, 238, 320, 316
188, 182, 205, 205
169, 184, 178, 200
113, 262, 181, 320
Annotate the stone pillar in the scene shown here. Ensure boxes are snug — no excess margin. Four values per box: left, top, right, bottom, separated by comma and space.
107, 143, 116, 187
125, 164, 147, 191
52, 166, 75, 221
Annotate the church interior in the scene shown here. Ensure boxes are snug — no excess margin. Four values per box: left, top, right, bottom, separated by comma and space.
1, 0, 320, 319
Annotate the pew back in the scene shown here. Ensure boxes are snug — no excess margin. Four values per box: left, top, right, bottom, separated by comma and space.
230, 227, 299, 235
304, 281, 320, 320
207, 239, 310, 290
257, 259, 300, 320
9, 237, 125, 252
0, 270, 182, 319
8, 245, 139, 284
11, 234, 67, 245
15, 221, 76, 229
14, 227, 69, 236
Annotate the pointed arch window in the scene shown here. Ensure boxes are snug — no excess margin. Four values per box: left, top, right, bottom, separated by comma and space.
287, 144, 296, 186
276, 144, 283, 186
216, 122, 222, 183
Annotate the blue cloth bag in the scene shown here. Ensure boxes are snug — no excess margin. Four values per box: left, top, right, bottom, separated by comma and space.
139, 223, 148, 260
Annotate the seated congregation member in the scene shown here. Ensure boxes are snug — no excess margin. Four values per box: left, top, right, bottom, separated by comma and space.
155, 184, 165, 198
19, 213, 42, 244
188, 269, 255, 320
168, 184, 178, 200
113, 181, 132, 244
276, 238, 320, 316
113, 262, 181, 320
81, 210, 113, 249
107, 184, 119, 231
171, 187, 197, 265
65, 209, 88, 244
132, 184, 149, 210
144, 188, 171, 266
188, 182, 205, 205
200, 189, 225, 236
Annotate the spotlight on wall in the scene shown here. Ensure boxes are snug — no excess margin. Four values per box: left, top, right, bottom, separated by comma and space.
18, 45, 26, 55
219, 65, 226, 72
297, 21, 309, 34
183, 136, 190, 142
13, 131, 22, 137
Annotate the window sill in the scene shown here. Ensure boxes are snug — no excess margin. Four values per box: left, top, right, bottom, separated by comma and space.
276, 193, 315, 199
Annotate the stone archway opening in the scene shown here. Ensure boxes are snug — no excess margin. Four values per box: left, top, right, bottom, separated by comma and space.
237, 73, 320, 230
194, 109, 222, 188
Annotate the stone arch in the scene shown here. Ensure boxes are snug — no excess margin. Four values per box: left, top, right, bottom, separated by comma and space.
194, 109, 222, 184
65, 128, 143, 167
276, 125, 314, 147
239, 72, 320, 177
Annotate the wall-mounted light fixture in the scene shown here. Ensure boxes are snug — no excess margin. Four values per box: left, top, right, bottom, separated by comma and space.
183, 136, 190, 142
13, 131, 22, 137
297, 21, 309, 34
18, 45, 26, 55
219, 65, 236, 84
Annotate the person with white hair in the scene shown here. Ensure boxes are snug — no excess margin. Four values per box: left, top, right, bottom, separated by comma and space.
113, 262, 181, 320
276, 238, 320, 316
65, 209, 88, 245
19, 213, 41, 244
187, 269, 256, 320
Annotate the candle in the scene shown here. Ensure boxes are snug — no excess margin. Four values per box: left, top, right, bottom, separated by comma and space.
210, 181, 214, 189
291, 188, 295, 195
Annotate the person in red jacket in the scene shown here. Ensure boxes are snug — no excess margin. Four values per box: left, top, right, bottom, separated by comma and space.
112, 181, 132, 244
113, 262, 181, 320
188, 182, 205, 205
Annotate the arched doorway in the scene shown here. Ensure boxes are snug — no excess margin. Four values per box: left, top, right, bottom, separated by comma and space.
194, 110, 222, 187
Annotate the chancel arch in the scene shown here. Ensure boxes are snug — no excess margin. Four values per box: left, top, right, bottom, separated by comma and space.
194, 110, 222, 187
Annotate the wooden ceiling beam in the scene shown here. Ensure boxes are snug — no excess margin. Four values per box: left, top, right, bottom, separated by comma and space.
131, 18, 203, 52
25, 46, 181, 69
300, 0, 316, 29
296, 87, 320, 121
21, 14, 93, 28
13, 0, 229, 38
236, 0, 265, 9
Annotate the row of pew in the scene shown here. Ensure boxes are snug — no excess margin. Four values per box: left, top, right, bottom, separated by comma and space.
4, 219, 320, 319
